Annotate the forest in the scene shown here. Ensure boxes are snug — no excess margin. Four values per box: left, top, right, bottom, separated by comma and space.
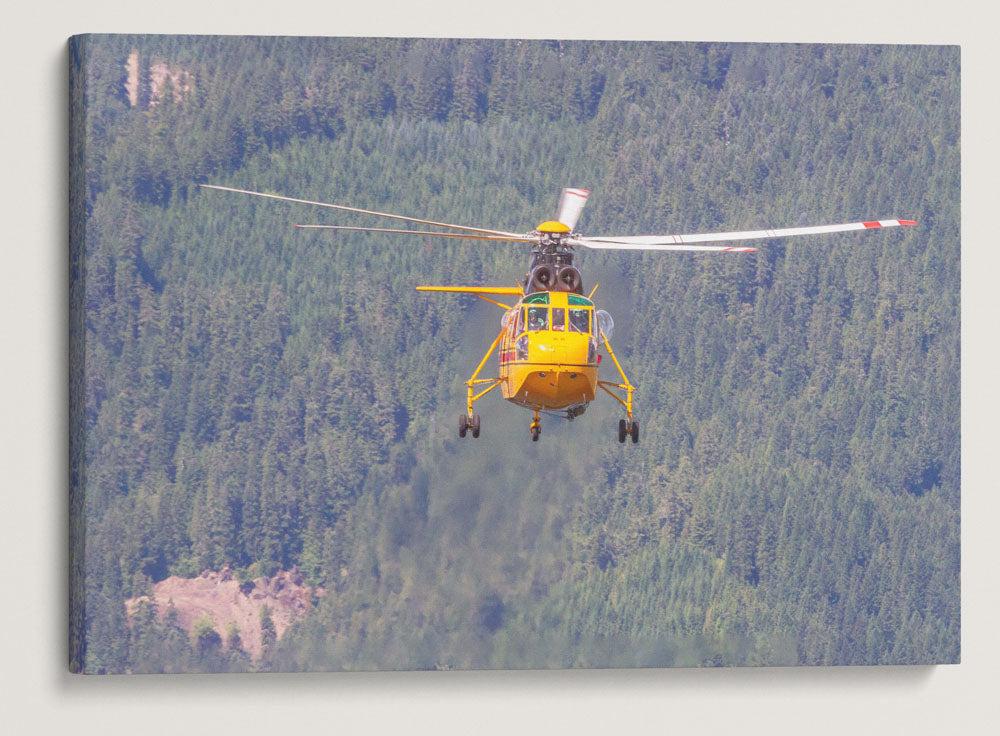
69, 35, 959, 673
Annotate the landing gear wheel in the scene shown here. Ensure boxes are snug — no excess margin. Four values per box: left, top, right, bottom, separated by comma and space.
618, 419, 627, 444
471, 414, 481, 439
531, 425, 540, 442
458, 414, 468, 438
630, 419, 639, 444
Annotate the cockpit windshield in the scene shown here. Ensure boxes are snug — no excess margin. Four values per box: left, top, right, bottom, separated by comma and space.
516, 300, 592, 335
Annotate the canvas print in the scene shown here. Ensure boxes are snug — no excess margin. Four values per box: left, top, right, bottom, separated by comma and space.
69, 35, 960, 673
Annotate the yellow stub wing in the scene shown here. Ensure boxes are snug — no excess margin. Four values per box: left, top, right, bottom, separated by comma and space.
416, 286, 524, 295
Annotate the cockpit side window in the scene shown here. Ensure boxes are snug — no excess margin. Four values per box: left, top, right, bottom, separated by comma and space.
569, 308, 590, 333
526, 306, 549, 331
505, 309, 518, 339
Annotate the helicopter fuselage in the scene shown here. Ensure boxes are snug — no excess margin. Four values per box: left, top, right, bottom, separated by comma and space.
498, 290, 599, 415
416, 217, 633, 439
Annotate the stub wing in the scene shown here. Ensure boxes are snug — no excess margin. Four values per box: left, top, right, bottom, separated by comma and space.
569, 218, 917, 252
416, 286, 524, 296
417, 285, 523, 309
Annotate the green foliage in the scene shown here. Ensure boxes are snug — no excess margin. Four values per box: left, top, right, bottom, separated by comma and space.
168, 554, 200, 579
70, 36, 959, 673
193, 612, 220, 650
246, 559, 281, 580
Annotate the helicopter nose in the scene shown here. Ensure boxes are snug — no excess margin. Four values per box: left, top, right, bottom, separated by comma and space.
531, 333, 590, 364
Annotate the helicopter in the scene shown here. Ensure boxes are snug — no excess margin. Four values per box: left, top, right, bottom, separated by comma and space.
201, 184, 916, 444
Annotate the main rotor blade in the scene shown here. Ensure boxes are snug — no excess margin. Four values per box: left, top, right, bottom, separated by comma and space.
573, 218, 917, 250
200, 184, 526, 238
556, 188, 590, 231
568, 240, 757, 252
293, 224, 536, 244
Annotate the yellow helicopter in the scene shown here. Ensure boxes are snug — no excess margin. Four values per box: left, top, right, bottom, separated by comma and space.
202, 184, 915, 443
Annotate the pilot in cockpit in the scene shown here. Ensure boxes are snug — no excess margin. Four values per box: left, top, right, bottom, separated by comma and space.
526, 307, 548, 331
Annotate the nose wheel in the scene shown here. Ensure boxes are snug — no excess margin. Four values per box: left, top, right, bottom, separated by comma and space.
530, 410, 541, 442
617, 418, 639, 444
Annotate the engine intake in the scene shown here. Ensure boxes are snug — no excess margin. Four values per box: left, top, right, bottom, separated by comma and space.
529, 265, 557, 292
557, 265, 583, 294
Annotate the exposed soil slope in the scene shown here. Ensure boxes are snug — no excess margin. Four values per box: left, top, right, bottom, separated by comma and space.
126, 568, 322, 660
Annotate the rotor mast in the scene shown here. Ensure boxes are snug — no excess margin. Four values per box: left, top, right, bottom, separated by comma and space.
524, 220, 583, 293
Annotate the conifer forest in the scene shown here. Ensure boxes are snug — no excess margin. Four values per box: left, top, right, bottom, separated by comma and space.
69, 35, 959, 673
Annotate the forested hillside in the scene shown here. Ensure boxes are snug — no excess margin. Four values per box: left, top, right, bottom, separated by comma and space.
69, 36, 959, 673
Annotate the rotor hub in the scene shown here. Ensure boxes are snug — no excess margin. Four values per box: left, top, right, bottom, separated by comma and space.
536, 220, 571, 234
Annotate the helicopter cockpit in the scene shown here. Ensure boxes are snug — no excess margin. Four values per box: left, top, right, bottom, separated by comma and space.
516, 293, 595, 335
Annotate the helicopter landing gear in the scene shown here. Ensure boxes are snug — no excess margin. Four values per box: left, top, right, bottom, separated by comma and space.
459, 414, 482, 439
617, 418, 639, 444
457, 328, 506, 441
530, 410, 541, 442
597, 329, 638, 446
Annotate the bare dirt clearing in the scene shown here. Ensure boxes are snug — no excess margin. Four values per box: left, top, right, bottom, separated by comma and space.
126, 567, 323, 660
